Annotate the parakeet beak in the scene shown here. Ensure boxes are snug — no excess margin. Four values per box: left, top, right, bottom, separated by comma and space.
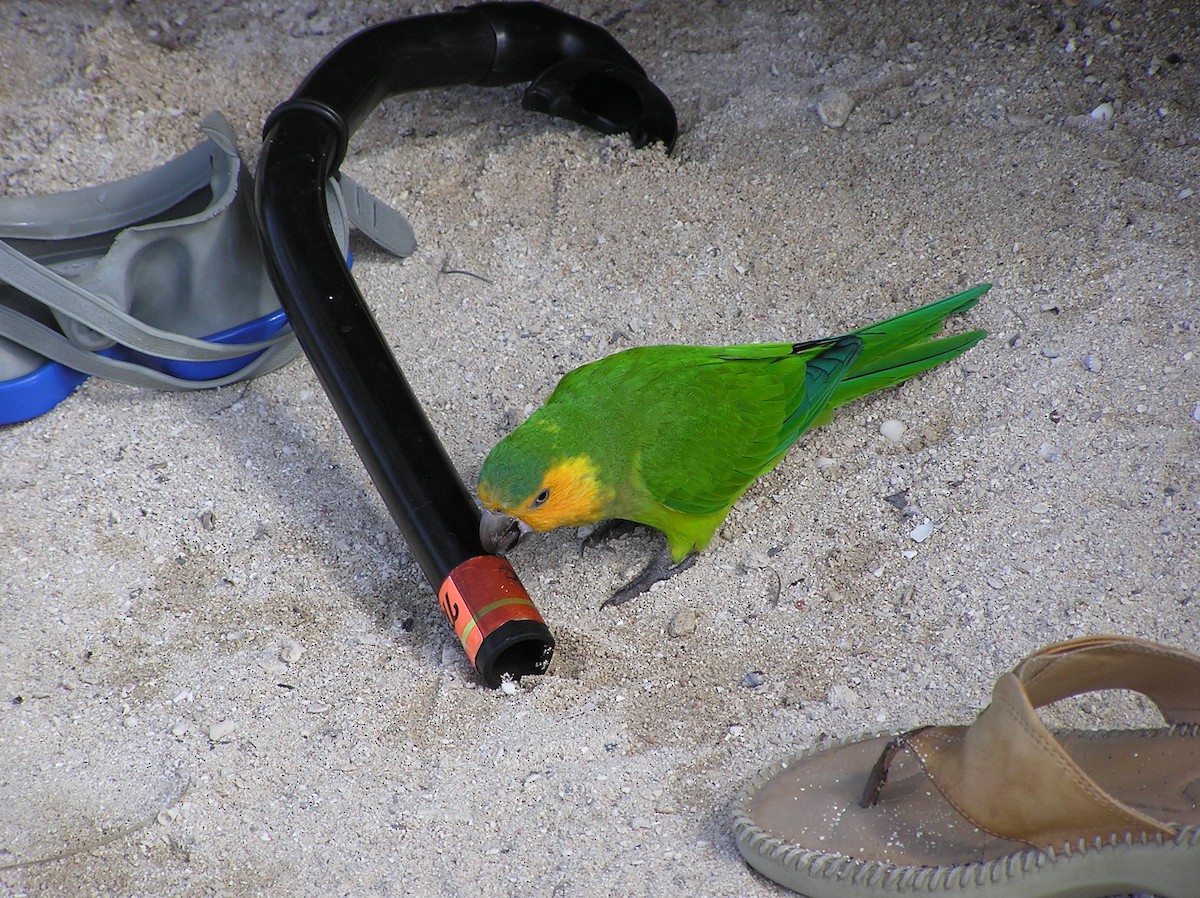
479, 509, 529, 556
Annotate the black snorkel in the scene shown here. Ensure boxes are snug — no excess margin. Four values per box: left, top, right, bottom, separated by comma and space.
255, 2, 677, 687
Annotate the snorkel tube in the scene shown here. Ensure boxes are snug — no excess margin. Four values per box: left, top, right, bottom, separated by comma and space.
255, 2, 677, 687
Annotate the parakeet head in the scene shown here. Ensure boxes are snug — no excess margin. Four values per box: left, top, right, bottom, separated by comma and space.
477, 416, 612, 554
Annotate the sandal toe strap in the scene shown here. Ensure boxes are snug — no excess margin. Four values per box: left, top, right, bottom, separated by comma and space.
862, 636, 1200, 847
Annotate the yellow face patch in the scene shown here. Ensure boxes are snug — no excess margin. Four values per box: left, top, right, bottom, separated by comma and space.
513, 455, 612, 531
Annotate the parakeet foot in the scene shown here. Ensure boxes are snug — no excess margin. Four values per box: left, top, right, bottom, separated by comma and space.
601, 548, 697, 608
581, 518, 644, 554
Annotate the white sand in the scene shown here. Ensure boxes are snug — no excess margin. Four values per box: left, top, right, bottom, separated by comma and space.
2, 2, 1197, 896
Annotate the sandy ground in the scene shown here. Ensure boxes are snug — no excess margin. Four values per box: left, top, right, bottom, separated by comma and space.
1, 1, 1197, 896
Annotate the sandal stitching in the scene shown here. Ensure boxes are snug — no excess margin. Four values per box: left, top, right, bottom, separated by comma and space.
742, 831, 1199, 894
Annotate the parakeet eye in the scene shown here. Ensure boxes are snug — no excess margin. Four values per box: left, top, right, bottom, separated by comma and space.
530, 488, 551, 509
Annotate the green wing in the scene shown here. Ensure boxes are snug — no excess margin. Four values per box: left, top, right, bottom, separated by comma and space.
636, 336, 862, 516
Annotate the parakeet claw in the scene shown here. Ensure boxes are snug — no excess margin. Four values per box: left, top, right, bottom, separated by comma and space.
480, 510, 527, 555
602, 548, 697, 608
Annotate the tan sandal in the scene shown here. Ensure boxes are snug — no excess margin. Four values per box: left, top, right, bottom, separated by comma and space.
732, 636, 1200, 897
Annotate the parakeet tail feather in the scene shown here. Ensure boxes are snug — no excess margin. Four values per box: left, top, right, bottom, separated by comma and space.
823, 283, 990, 414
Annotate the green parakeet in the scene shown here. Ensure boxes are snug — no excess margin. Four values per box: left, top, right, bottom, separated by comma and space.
479, 284, 989, 603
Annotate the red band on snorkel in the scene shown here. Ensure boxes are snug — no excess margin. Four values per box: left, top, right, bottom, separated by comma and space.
438, 555, 544, 667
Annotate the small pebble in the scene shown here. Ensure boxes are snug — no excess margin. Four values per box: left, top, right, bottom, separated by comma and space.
207, 719, 236, 742
827, 683, 859, 707
719, 520, 744, 542
1089, 101, 1114, 123
668, 608, 697, 637
1037, 443, 1061, 462
816, 88, 856, 128
170, 722, 188, 737
1041, 345, 1061, 359
879, 419, 906, 443
1191, 402, 1200, 424
909, 519, 934, 542
1005, 112, 1040, 130
1180, 187, 1194, 200
741, 671, 765, 689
